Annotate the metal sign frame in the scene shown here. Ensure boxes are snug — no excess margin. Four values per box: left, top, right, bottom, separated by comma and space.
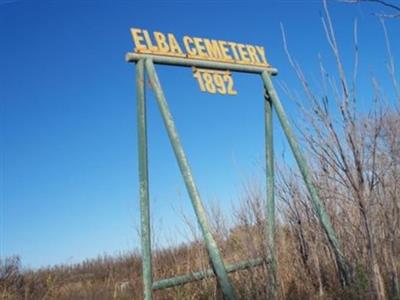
126, 52, 349, 300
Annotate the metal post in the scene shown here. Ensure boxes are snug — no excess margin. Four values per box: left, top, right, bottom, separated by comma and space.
261, 71, 351, 285
264, 89, 277, 299
144, 58, 238, 300
136, 59, 153, 300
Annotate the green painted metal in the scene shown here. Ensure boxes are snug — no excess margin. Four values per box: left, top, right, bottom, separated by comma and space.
144, 58, 238, 300
136, 59, 153, 300
261, 71, 351, 285
264, 90, 277, 299
126, 52, 278, 75
130, 49, 352, 299
153, 258, 265, 290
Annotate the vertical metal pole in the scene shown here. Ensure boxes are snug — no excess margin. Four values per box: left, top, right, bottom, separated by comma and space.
144, 58, 237, 300
136, 59, 153, 300
261, 71, 351, 285
264, 90, 277, 299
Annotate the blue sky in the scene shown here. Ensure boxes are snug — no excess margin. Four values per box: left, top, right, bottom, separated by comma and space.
1, 0, 399, 269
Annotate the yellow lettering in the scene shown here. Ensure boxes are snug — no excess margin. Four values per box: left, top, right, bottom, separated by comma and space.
143, 30, 157, 51
183, 36, 197, 56
130, 28, 147, 52
228, 42, 240, 61
246, 45, 260, 64
237, 43, 250, 63
153, 32, 169, 52
193, 37, 207, 57
218, 41, 233, 61
256, 46, 268, 65
130, 29, 269, 67
167, 33, 184, 55
204, 39, 222, 60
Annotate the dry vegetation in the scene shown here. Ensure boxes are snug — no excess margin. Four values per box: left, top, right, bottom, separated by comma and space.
1, 2, 399, 300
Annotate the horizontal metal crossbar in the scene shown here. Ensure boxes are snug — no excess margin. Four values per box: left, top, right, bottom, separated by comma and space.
152, 258, 265, 290
126, 53, 278, 75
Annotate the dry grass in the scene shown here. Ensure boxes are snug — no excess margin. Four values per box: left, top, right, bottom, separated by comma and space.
1, 149, 399, 299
